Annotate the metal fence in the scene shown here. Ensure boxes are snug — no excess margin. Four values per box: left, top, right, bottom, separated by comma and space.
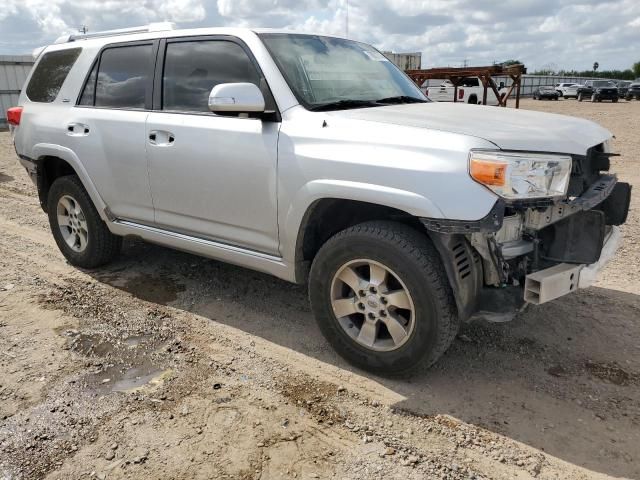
420, 74, 625, 97
0, 55, 34, 128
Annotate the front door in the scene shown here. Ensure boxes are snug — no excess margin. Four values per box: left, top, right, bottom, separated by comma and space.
146, 38, 280, 255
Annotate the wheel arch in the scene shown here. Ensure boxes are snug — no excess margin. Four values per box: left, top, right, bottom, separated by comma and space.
284, 180, 445, 281
292, 198, 424, 282
32, 144, 109, 221
291, 195, 483, 321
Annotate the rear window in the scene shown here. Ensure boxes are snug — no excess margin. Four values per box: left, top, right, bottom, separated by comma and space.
79, 44, 153, 109
26, 48, 82, 103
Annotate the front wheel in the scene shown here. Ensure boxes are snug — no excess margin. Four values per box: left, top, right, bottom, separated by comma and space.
309, 221, 458, 375
591, 94, 597, 102
578, 93, 583, 102
47, 175, 122, 269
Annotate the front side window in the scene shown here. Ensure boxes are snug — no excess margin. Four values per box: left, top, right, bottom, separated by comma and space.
79, 44, 153, 109
26, 48, 81, 103
162, 40, 261, 112
259, 34, 425, 110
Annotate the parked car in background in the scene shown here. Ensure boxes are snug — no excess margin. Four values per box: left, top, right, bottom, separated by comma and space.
8, 25, 631, 374
626, 83, 640, 100
616, 80, 632, 97
560, 84, 579, 99
533, 86, 559, 100
554, 82, 577, 97
425, 77, 503, 105
577, 80, 619, 102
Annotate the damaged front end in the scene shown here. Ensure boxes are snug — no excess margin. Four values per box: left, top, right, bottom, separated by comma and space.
422, 143, 632, 322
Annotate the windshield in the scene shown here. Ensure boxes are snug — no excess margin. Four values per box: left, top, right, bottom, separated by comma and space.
259, 33, 426, 110
593, 81, 614, 87
541, 86, 555, 91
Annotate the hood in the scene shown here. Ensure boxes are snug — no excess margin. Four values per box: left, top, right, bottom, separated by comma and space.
328, 102, 612, 156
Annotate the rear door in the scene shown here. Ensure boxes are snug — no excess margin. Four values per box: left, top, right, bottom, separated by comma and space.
145, 37, 280, 255
72, 41, 156, 223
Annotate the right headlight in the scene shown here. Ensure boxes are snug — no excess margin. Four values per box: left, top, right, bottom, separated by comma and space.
469, 150, 572, 199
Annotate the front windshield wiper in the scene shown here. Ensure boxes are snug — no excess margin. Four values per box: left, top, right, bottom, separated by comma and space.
308, 99, 381, 112
375, 95, 428, 104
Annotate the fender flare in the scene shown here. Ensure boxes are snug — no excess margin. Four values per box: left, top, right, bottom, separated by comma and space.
32, 143, 109, 222
281, 179, 445, 266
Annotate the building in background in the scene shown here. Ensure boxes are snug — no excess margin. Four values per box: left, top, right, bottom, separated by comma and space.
382, 51, 421, 71
0, 55, 34, 129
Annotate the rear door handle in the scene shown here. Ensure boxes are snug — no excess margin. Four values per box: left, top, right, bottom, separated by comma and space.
67, 123, 90, 136
148, 130, 174, 146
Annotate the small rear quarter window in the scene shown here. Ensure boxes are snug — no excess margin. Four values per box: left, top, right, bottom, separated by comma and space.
26, 48, 82, 103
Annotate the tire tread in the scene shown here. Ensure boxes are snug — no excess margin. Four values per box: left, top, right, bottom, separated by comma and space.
310, 221, 459, 374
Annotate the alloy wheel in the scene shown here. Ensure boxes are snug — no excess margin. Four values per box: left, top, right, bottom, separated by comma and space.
56, 195, 89, 253
330, 259, 415, 352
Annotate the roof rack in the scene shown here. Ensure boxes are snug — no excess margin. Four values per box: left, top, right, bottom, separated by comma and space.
54, 22, 176, 44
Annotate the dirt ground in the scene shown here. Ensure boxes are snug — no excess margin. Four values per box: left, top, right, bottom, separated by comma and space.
0, 98, 639, 480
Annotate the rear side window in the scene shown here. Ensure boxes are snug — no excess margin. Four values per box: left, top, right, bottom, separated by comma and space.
79, 44, 153, 109
26, 48, 81, 103
162, 40, 261, 112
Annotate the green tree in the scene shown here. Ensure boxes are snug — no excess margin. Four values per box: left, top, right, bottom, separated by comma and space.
501, 59, 522, 66
633, 62, 640, 78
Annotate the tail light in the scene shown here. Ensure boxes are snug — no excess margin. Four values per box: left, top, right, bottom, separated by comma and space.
7, 107, 23, 126
458, 88, 464, 100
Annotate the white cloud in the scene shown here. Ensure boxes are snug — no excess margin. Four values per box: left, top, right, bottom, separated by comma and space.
1, 0, 639, 72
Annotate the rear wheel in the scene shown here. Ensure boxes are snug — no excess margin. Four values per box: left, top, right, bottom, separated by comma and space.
47, 175, 122, 269
309, 221, 458, 375
578, 92, 583, 102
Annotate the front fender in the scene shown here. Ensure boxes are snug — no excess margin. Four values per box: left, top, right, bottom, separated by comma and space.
280, 178, 445, 263
32, 143, 109, 222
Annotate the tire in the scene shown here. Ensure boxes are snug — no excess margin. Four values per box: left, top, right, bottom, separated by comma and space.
309, 221, 458, 376
554, 97, 558, 100
47, 175, 122, 269
591, 94, 597, 103
533, 95, 537, 100
578, 93, 583, 102
468, 95, 477, 105
613, 98, 618, 103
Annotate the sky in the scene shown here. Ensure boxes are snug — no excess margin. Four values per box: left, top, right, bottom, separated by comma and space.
1, 0, 639, 72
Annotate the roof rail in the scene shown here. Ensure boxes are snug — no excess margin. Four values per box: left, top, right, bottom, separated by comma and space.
54, 22, 176, 44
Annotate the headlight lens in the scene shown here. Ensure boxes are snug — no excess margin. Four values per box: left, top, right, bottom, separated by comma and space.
469, 151, 572, 199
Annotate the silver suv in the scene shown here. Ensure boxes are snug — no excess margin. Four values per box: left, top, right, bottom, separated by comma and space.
8, 24, 631, 374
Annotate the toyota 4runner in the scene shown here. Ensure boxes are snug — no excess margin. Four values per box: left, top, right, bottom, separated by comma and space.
7, 24, 632, 375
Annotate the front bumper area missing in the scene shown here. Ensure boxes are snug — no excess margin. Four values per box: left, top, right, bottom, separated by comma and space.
524, 226, 622, 304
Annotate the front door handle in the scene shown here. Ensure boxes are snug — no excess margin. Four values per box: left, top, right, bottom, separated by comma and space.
149, 130, 175, 146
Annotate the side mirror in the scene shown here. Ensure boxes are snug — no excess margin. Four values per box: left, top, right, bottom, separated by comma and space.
208, 83, 265, 113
